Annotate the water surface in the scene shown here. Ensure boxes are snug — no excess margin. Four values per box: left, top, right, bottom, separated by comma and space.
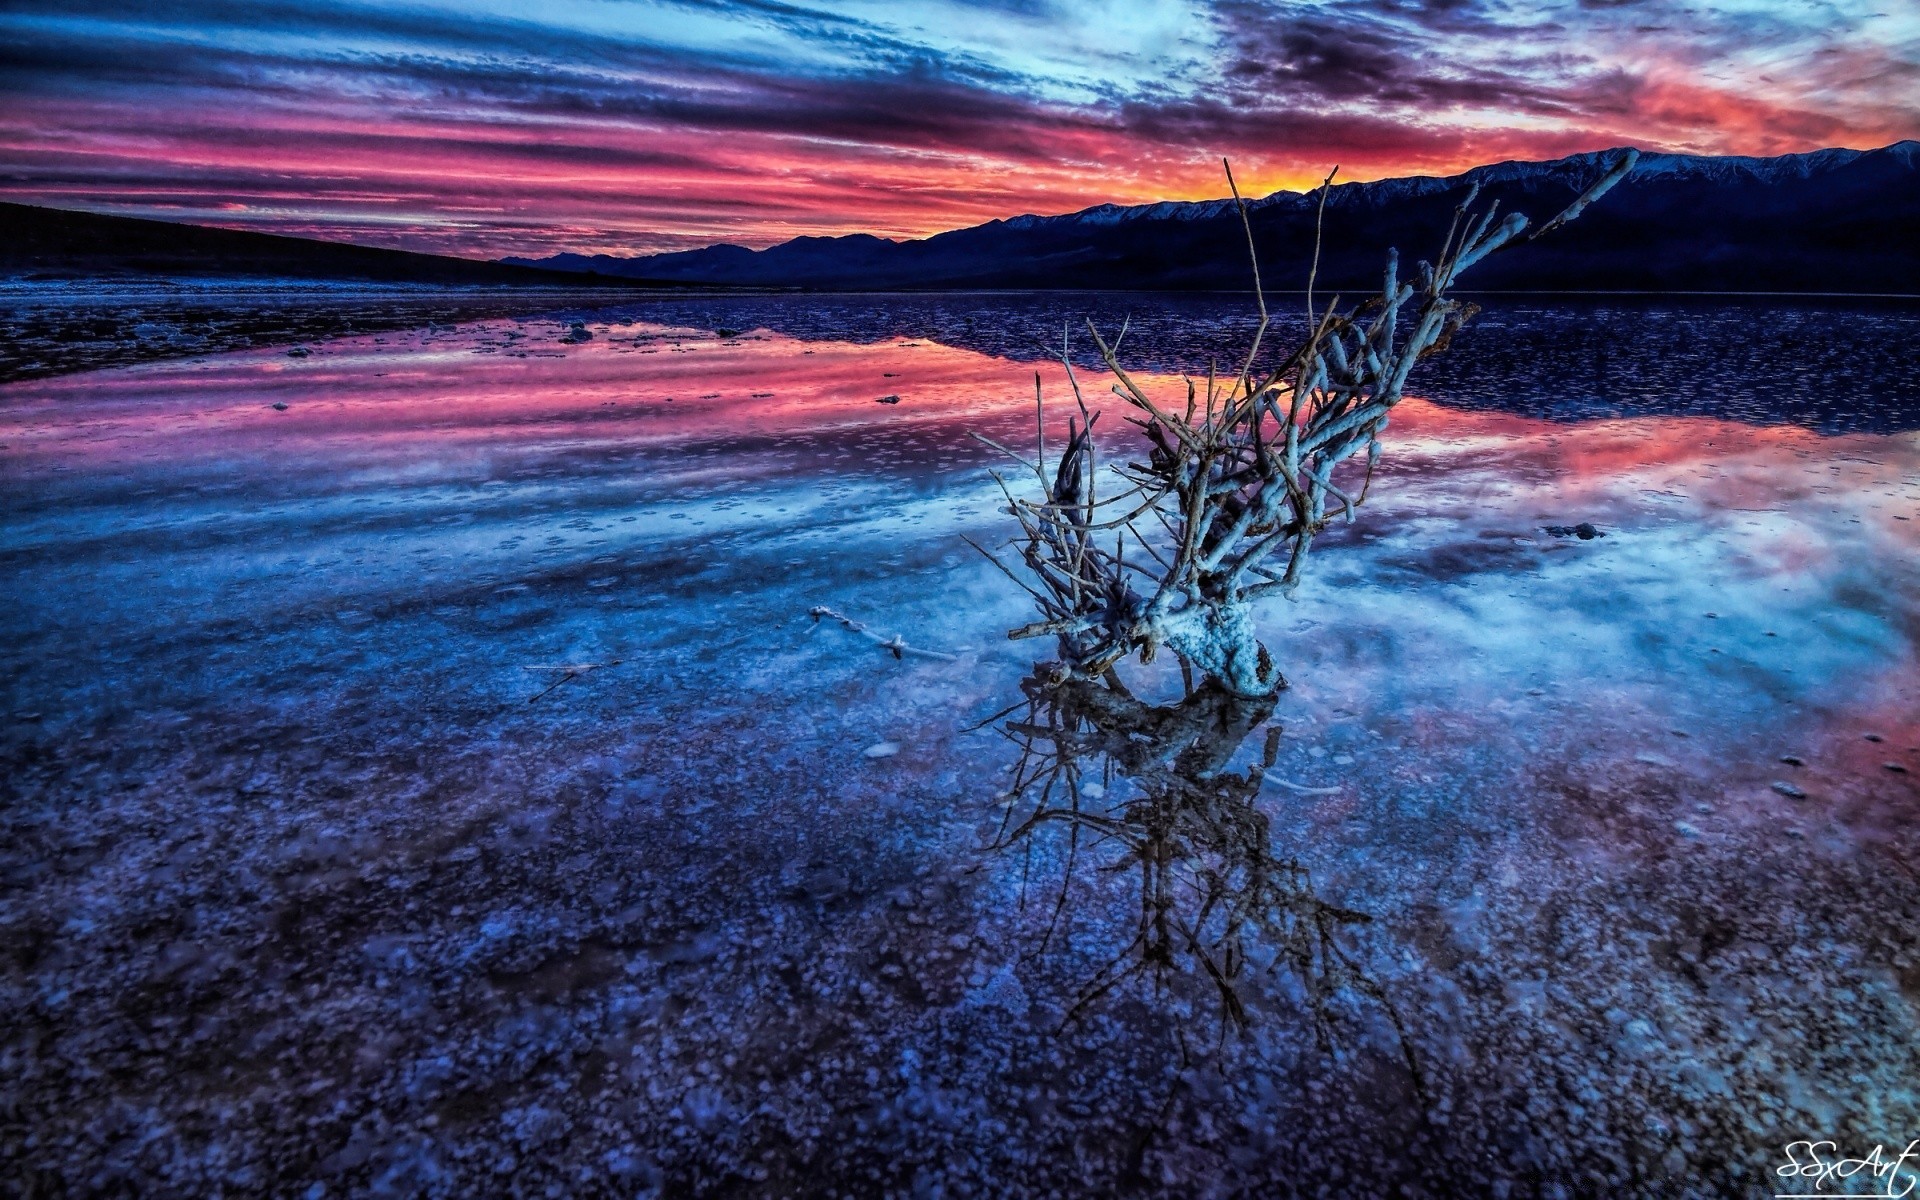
2, 295, 1917, 1197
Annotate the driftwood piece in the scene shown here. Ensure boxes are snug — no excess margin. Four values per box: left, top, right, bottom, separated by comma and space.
982, 151, 1638, 698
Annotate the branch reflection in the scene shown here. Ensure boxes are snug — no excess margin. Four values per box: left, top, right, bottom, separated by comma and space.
993, 664, 1418, 1082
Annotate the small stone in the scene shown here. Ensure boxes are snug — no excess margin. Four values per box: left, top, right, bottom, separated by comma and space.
875, 395, 901, 405
286, 346, 309, 357
272, 402, 289, 411
1864, 733, 1884, 743
1543, 522, 1605, 539
1885, 762, 1909, 775
862, 742, 900, 759
1779, 755, 1804, 766
1770, 781, 1806, 800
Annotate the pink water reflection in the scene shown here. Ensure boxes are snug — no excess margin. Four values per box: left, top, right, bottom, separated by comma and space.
0, 321, 1048, 472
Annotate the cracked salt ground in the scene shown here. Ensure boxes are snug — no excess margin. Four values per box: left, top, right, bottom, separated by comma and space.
1, 301, 1917, 1197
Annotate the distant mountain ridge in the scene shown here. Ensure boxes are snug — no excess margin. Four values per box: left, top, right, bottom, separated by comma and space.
0, 202, 679, 288
509, 142, 1920, 293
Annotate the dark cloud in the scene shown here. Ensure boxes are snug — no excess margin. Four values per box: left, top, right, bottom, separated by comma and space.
1208, 0, 1582, 119
0, 1, 1103, 164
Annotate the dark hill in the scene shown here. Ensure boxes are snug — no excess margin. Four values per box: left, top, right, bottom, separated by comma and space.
0, 202, 673, 288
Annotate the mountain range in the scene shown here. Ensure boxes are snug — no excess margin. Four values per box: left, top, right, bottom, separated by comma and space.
509, 142, 1920, 294
0, 202, 669, 288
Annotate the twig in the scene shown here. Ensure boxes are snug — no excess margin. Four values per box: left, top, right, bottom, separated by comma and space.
1223, 159, 1269, 400
807, 605, 959, 662
1526, 150, 1639, 242
1263, 777, 1343, 796
1306, 165, 1339, 327
521, 660, 623, 704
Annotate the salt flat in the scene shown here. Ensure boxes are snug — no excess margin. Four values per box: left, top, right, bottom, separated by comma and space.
2, 296, 1916, 1196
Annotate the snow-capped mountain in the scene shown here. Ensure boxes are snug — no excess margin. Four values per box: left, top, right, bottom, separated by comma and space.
509, 141, 1920, 293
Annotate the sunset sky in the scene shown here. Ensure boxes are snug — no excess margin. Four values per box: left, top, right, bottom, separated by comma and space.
3, 0, 1916, 259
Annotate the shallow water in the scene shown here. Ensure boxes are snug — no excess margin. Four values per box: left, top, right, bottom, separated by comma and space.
2, 297, 1918, 1197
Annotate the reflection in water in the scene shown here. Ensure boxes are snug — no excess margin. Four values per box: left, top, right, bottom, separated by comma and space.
560, 293, 1920, 434
2, 309, 1915, 1195
7, 287, 1916, 430
993, 664, 1418, 1083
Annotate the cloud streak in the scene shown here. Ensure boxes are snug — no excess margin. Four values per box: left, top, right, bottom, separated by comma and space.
1, 0, 1913, 256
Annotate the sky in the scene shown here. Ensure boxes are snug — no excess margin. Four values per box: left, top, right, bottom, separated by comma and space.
2, 0, 1916, 259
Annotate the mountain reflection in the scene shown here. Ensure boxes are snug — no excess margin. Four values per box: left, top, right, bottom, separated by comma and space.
585, 292, 1920, 434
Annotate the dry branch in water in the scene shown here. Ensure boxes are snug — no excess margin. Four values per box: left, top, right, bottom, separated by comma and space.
976, 153, 1632, 1053
980, 150, 1638, 697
